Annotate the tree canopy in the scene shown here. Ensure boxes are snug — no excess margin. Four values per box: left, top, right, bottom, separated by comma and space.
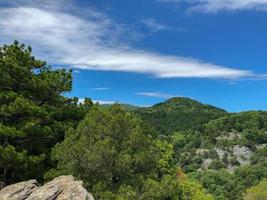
1, 41, 266, 200
0, 41, 91, 183
244, 179, 267, 200
135, 97, 227, 135
48, 105, 213, 199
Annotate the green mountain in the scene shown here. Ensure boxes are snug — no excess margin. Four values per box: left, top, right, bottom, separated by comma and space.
2, 42, 267, 200
134, 97, 227, 135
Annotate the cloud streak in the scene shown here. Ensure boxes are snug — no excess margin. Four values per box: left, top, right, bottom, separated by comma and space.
92, 100, 116, 104
141, 18, 169, 32
141, 18, 186, 32
136, 92, 175, 98
78, 98, 116, 105
90, 87, 110, 91
0, 1, 254, 79
158, 0, 267, 13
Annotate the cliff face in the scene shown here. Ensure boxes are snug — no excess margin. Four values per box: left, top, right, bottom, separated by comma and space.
0, 176, 94, 200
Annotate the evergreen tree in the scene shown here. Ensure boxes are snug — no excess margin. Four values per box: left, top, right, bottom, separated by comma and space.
0, 42, 90, 183
49, 105, 161, 192
48, 105, 214, 199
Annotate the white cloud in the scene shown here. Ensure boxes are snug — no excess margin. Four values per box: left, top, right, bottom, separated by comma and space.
92, 100, 116, 104
141, 18, 165, 32
158, 0, 267, 13
229, 81, 238, 85
90, 87, 110, 91
141, 18, 169, 32
141, 18, 186, 32
78, 98, 116, 104
136, 92, 175, 98
0, 1, 254, 79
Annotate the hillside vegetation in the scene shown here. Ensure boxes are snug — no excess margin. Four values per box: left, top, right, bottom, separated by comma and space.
0, 42, 266, 200
99, 103, 140, 112
135, 97, 227, 134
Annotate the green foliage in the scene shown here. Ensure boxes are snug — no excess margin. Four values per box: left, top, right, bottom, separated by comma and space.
190, 170, 245, 200
135, 97, 227, 135
243, 179, 267, 200
154, 140, 175, 176
49, 105, 161, 197
141, 178, 169, 200
172, 110, 267, 200
0, 42, 91, 183
204, 111, 267, 139
1, 41, 266, 200
115, 185, 138, 200
251, 147, 267, 164
99, 103, 140, 112
175, 111, 267, 174
234, 163, 267, 189
0, 145, 45, 182
49, 105, 214, 199
177, 176, 214, 200
190, 162, 267, 200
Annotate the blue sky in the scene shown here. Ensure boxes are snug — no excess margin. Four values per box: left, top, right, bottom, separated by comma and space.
1, 0, 267, 112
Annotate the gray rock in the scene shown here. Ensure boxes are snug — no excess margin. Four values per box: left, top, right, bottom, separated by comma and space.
48, 176, 94, 200
0, 176, 94, 200
202, 158, 213, 169
233, 145, 252, 165
0, 180, 38, 200
216, 132, 241, 141
215, 148, 226, 160
26, 182, 61, 200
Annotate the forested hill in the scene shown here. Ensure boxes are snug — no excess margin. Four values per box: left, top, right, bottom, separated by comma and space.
134, 97, 227, 134
99, 103, 140, 111
1, 42, 266, 200
173, 111, 267, 199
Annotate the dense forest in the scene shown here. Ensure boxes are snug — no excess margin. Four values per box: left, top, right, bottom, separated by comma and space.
134, 97, 227, 134
0, 42, 266, 200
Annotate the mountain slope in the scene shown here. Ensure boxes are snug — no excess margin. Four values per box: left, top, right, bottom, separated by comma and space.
99, 103, 140, 111
134, 97, 227, 134
174, 111, 267, 199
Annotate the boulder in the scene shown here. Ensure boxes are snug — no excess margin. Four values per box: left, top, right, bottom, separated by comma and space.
0, 176, 94, 200
0, 180, 38, 200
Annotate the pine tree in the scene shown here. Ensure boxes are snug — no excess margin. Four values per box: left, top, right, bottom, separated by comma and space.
0, 41, 90, 183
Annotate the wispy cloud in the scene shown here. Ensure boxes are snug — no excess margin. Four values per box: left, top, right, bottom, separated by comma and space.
141, 18, 186, 32
141, 18, 169, 32
90, 87, 110, 91
158, 0, 267, 13
78, 98, 116, 105
136, 92, 175, 98
0, 0, 256, 79
92, 100, 116, 104
228, 81, 238, 85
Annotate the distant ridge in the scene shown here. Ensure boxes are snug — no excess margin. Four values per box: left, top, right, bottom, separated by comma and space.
99, 103, 140, 111
154, 97, 226, 112
134, 97, 227, 134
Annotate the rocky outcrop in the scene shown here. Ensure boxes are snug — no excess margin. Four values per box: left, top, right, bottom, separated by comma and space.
0, 176, 94, 200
